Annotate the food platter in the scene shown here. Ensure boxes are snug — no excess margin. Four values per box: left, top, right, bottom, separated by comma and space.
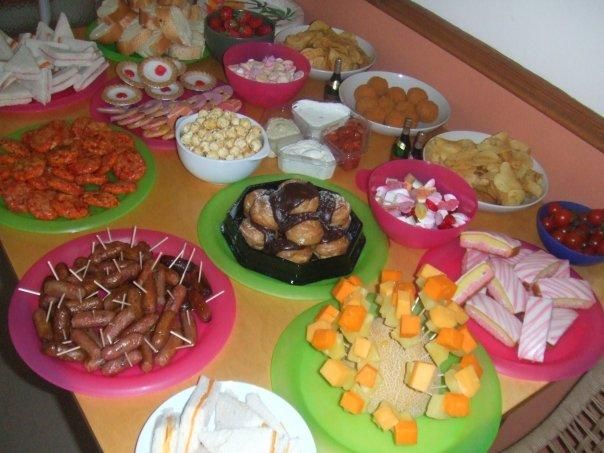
0, 123, 156, 233
271, 302, 502, 452
423, 131, 549, 213
135, 380, 316, 453
417, 238, 604, 381
339, 71, 451, 136
8, 228, 236, 396
197, 174, 389, 300
90, 78, 242, 151
0, 71, 107, 114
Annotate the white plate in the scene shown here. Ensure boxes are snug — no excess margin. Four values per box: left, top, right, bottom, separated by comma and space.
274, 25, 376, 81
135, 380, 317, 453
339, 70, 451, 136
424, 130, 549, 213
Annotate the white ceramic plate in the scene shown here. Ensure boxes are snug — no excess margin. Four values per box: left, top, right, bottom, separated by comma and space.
274, 25, 376, 81
424, 130, 549, 213
135, 380, 317, 453
339, 70, 451, 136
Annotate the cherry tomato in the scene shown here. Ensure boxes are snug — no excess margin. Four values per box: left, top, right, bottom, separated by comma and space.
583, 245, 597, 256
249, 16, 263, 29
551, 228, 566, 243
596, 241, 604, 255
563, 231, 584, 250
208, 16, 222, 31
541, 215, 555, 232
239, 11, 253, 24
587, 209, 604, 226
220, 6, 234, 21
547, 202, 563, 216
239, 25, 253, 38
553, 208, 574, 227
573, 223, 591, 237
256, 23, 272, 36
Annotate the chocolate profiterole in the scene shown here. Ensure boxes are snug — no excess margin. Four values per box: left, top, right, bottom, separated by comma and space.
239, 179, 352, 263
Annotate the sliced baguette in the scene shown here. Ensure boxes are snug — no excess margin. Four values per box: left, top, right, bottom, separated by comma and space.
89, 20, 123, 45
137, 30, 171, 57
97, 0, 131, 23
138, 5, 159, 30
188, 4, 204, 21
20, 67, 51, 104
116, 21, 152, 56
168, 43, 202, 61
157, 6, 191, 46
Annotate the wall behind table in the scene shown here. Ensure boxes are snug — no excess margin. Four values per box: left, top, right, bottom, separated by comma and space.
296, 0, 604, 206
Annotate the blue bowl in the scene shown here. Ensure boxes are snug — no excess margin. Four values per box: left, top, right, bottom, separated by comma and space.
537, 201, 604, 266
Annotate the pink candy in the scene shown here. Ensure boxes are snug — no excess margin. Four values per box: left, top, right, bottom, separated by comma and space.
228, 56, 304, 83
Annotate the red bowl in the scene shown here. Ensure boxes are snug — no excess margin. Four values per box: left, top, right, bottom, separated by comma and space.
357, 159, 478, 248
223, 42, 310, 108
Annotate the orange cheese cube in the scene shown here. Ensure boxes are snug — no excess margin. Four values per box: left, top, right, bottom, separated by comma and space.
436, 327, 464, 351
314, 304, 340, 324
416, 263, 444, 281
381, 269, 403, 283
448, 302, 469, 324
372, 402, 400, 431
394, 419, 418, 445
395, 289, 413, 318
340, 390, 365, 414
460, 354, 483, 378
338, 305, 367, 332
454, 365, 481, 397
311, 329, 337, 351
443, 393, 470, 417
306, 320, 332, 342
407, 361, 437, 393
456, 325, 477, 355
423, 274, 457, 301
429, 305, 458, 329
347, 275, 363, 286
397, 281, 417, 299
332, 278, 359, 304
319, 359, 355, 388
356, 364, 378, 388
400, 315, 421, 338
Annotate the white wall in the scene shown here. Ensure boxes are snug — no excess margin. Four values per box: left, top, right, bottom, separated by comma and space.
413, 0, 604, 116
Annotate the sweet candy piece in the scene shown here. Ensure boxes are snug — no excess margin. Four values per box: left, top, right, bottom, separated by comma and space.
101, 83, 142, 106
180, 70, 216, 92
460, 231, 521, 257
338, 305, 367, 332
452, 262, 494, 305
444, 366, 480, 397
423, 274, 457, 302
425, 394, 448, 420
487, 257, 528, 313
138, 57, 178, 88
533, 277, 596, 309
462, 249, 489, 273
399, 315, 421, 338
513, 250, 565, 285
116, 61, 145, 88
435, 328, 464, 351
459, 354, 483, 378
356, 364, 378, 388
518, 296, 553, 363
547, 308, 579, 346
425, 340, 449, 367
465, 293, 522, 347
429, 305, 458, 329
315, 305, 340, 324
311, 329, 337, 350
455, 325, 478, 356
381, 269, 403, 283
144, 81, 183, 101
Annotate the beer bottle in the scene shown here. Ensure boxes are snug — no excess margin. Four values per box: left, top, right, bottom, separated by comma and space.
411, 131, 427, 160
391, 118, 413, 159
324, 57, 343, 102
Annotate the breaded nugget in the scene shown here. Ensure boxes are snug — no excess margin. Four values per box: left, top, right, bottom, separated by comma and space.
384, 111, 406, 127
407, 87, 428, 104
387, 86, 407, 103
367, 76, 388, 96
416, 99, 439, 123
354, 84, 377, 101
356, 97, 378, 114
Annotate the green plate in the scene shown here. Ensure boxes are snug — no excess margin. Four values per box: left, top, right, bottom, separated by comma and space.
197, 174, 389, 300
0, 124, 156, 234
271, 301, 502, 452
86, 21, 210, 64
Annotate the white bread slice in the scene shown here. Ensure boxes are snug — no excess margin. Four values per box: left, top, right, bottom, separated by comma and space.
51, 66, 78, 86
117, 21, 153, 56
138, 5, 159, 30
157, 6, 192, 46
150, 409, 180, 453
214, 392, 265, 430
188, 5, 204, 21
97, 0, 131, 23
59, 38, 98, 53
89, 20, 123, 45
35, 21, 54, 41
176, 376, 221, 453
198, 427, 279, 453
52, 12, 75, 42
19, 67, 51, 104
0, 35, 14, 60
129, 0, 154, 11
6, 46, 40, 75
73, 58, 108, 91
168, 44, 203, 61
51, 75, 75, 94
137, 30, 171, 57
245, 393, 287, 436
0, 81, 32, 106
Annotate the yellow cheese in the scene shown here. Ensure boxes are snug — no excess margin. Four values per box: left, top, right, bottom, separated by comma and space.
454, 325, 478, 356
416, 263, 444, 288
379, 280, 396, 299
429, 305, 458, 329
356, 364, 378, 388
448, 302, 469, 324
395, 290, 413, 318
454, 365, 481, 397
319, 359, 355, 389
372, 402, 400, 431
406, 361, 437, 393
350, 336, 371, 361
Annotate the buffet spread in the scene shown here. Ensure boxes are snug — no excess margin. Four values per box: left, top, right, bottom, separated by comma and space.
1, 1, 602, 453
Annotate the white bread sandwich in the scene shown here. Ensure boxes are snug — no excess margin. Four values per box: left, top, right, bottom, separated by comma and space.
116, 21, 153, 56
460, 230, 521, 257
19, 67, 51, 104
35, 21, 54, 41
487, 257, 528, 314
6, 45, 40, 77
198, 427, 280, 453
465, 293, 522, 347
461, 248, 489, 274
176, 375, 222, 453
214, 392, 266, 430
517, 296, 553, 363
0, 81, 32, 106
151, 409, 180, 453
246, 393, 287, 436
157, 6, 192, 46
452, 261, 494, 305
138, 4, 160, 30
532, 277, 596, 309
73, 57, 108, 91
52, 12, 75, 42
547, 307, 578, 346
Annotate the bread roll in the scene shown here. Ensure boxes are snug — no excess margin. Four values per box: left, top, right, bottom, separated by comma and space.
116, 21, 152, 56
168, 43, 203, 60
157, 6, 192, 46
89, 19, 123, 45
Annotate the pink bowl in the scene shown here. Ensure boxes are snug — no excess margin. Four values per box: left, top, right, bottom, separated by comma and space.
357, 159, 478, 248
223, 42, 310, 108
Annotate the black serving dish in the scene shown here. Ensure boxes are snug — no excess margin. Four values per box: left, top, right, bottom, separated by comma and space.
221, 180, 366, 285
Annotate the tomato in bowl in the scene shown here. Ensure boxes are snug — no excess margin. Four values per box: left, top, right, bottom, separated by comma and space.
322, 116, 369, 170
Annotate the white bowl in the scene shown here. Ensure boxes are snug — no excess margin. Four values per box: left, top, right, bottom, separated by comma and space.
339, 70, 451, 136
175, 112, 270, 184
274, 24, 376, 81
424, 130, 549, 213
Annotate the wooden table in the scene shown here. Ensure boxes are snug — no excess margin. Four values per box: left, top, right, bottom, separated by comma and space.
1, 58, 602, 453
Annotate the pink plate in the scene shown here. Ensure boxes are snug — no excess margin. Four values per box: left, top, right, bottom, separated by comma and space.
0, 70, 108, 113
89, 77, 242, 151
8, 228, 236, 397
417, 238, 604, 381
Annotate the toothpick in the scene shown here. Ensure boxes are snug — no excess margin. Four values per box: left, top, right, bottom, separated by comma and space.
68, 268, 83, 282
106, 334, 112, 345
197, 260, 203, 283
179, 249, 196, 285
412, 296, 420, 311
170, 330, 192, 345
61, 340, 72, 345
57, 293, 65, 309
175, 344, 195, 350
75, 264, 87, 274
100, 329, 106, 348
120, 251, 124, 261
139, 251, 143, 269
91, 241, 96, 254
132, 280, 147, 294
185, 309, 191, 326
85, 290, 99, 299
431, 384, 447, 389
93, 280, 111, 295
124, 351, 133, 367
82, 260, 91, 279
62, 329, 67, 340
96, 234, 107, 250
112, 297, 130, 307
149, 236, 168, 252
47, 261, 59, 280
130, 225, 137, 247
106, 227, 112, 242
45, 300, 54, 323
144, 337, 158, 353
18, 288, 41, 296
205, 290, 225, 303
112, 258, 121, 273
151, 252, 163, 271
56, 345, 81, 357
169, 243, 186, 269
166, 289, 174, 300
